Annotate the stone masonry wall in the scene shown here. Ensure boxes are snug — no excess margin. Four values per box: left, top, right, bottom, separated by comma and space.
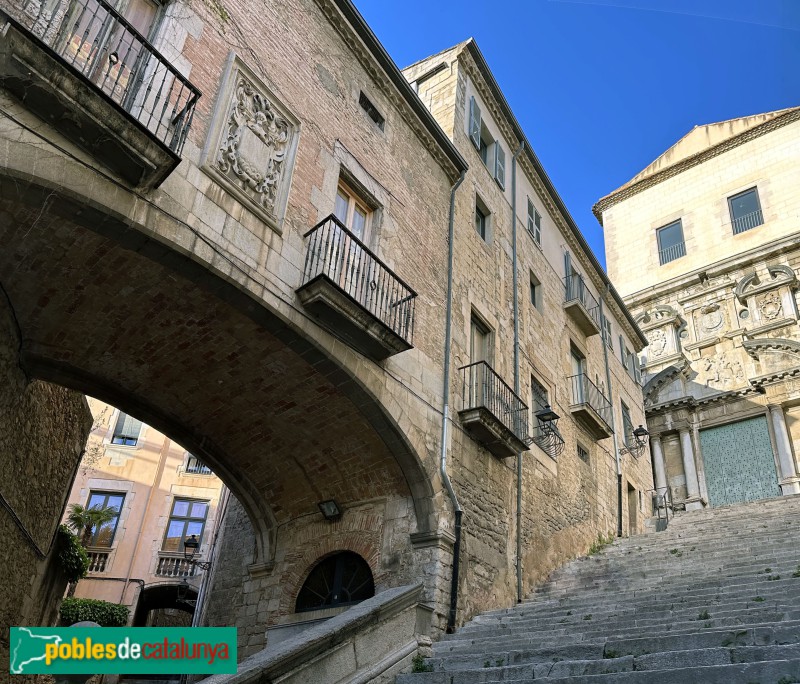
0, 293, 92, 673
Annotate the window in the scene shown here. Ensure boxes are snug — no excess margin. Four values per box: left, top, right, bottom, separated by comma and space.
621, 401, 634, 448
531, 375, 548, 411
494, 143, 506, 189
729, 187, 762, 234
334, 181, 371, 242
111, 412, 143, 446
358, 92, 384, 130
469, 95, 504, 187
295, 551, 374, 613
474, 195, 490, 241
470, 314, 492, 364
85, 491, 125, 547
657, 220, 686, 265
469, 95, 482, 150
602, 315, 613, 349
527, 198, 541, 245
162, 499, 209, 553
577, 443, 589, 463
529, 272, 542, 311
185, 455, 212, 475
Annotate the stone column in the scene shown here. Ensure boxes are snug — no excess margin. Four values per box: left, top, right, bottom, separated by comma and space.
768, 405, 800, 495
679, 427, 703, 510
650, 434, 667, 492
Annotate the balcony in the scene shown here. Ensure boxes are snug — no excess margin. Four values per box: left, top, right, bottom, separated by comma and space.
458, 361, 529, 458
86, 549, 110, 573
156, 553, 198, 578
567, 373, 613, 439
0, 0, 200, 188
297, 215, 417, 361
732, 209, 764, 235
658, 241, 686, 265
563, 274, 601, 336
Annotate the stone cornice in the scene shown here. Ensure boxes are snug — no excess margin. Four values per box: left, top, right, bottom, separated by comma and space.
743, 338, 800, 361
319, 0, 467, 182
593, 107, 800, 221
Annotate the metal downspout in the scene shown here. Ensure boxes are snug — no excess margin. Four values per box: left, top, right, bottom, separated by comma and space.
599, 286, 623, 537
511, 141, 525, 603
442, 171, 465, 633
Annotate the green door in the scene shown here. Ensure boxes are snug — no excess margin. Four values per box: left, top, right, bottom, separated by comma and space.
699, 416, 780, 507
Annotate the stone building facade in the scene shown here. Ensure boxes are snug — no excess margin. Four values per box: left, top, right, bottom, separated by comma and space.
596, 107, 800, 510
64, 399, 227, 627
0, 0, 648, 671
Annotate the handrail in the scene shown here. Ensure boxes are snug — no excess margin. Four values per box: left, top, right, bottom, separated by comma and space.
12, 0, 201, 154
567, 372, 612, 427
647, 486, 673, 523
459, 361, 528, 439
301, 214, 417, 342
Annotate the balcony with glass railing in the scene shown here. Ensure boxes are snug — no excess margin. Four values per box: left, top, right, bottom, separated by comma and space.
0, 0, 200, 187
732, 209, 764, 235
567, 373, 613, 439
458, 361, 529, 458
563, 274, 601, 336
296, 214, 417, 361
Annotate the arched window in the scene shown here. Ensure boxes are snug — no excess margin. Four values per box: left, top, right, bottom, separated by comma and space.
295, 551, 374, 613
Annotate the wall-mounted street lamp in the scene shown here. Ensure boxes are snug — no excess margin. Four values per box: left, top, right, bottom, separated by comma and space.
619, 425, 650, 458
183, 535, 212, 570
524, 405, 565, 460
318, 499, 342, 521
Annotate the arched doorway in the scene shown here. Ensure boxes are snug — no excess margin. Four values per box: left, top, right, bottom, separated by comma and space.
132, 583, 196, 627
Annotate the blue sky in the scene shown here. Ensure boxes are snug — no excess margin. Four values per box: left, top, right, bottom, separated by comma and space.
353, 0, 800, 269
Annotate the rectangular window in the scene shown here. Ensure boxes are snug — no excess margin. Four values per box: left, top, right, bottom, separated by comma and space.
358, 91, 384, 130
577, 443, 589, 463
527, 198, 541, 245
621, 401, 634, 448
111, 412, 143, 446
470, 314, 492, 364
529, 272, 542, 311
657, 220, 686, 265
531, 375, 548, 411
474, 195, 490, 241
162, 498, 210, 553
85, 491, 125, 547
729, 187, 762, 234
334, 181, 371, 242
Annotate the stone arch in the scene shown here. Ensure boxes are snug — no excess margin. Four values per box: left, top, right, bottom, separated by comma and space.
0, 149, 438, 572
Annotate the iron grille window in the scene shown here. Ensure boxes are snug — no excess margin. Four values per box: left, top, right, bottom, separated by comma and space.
728, 188, 763, 234
577, 444, 589, 462
111, 412, 143, 446
162, 499, 209, 553
656, 220, 686, 265
295, 551, 374, 613
85, 491, 125, 547
358, 92, 385, 130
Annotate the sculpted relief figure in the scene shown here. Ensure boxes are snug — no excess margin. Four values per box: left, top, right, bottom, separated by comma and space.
647, 329, 668, 358
757, 291, 783, 321
701, 352, 745, 389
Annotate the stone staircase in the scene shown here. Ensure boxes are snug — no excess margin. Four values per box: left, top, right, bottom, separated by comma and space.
398, 495, 800, 683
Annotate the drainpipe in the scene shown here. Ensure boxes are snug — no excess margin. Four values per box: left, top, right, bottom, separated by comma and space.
441, 170, 465, 634
510, 140, 525, 603
599, 287, 623, 537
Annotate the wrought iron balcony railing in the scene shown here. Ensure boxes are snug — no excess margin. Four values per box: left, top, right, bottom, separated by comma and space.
732, 209, 764, 235
14, 0, 200, 154
301, 215, 417, 344
460, 361, 529, 441
658, 241, 686, 265
564, 274, 600, 326
567, 373, 612, 428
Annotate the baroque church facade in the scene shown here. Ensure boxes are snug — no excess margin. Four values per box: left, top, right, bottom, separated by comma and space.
596, 107, 800, 510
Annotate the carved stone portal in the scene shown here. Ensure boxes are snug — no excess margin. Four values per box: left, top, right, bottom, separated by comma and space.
203, 54, 300, 231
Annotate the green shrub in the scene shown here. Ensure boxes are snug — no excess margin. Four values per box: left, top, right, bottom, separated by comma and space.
56, 525, 89, 584
60, 598, 129, 627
